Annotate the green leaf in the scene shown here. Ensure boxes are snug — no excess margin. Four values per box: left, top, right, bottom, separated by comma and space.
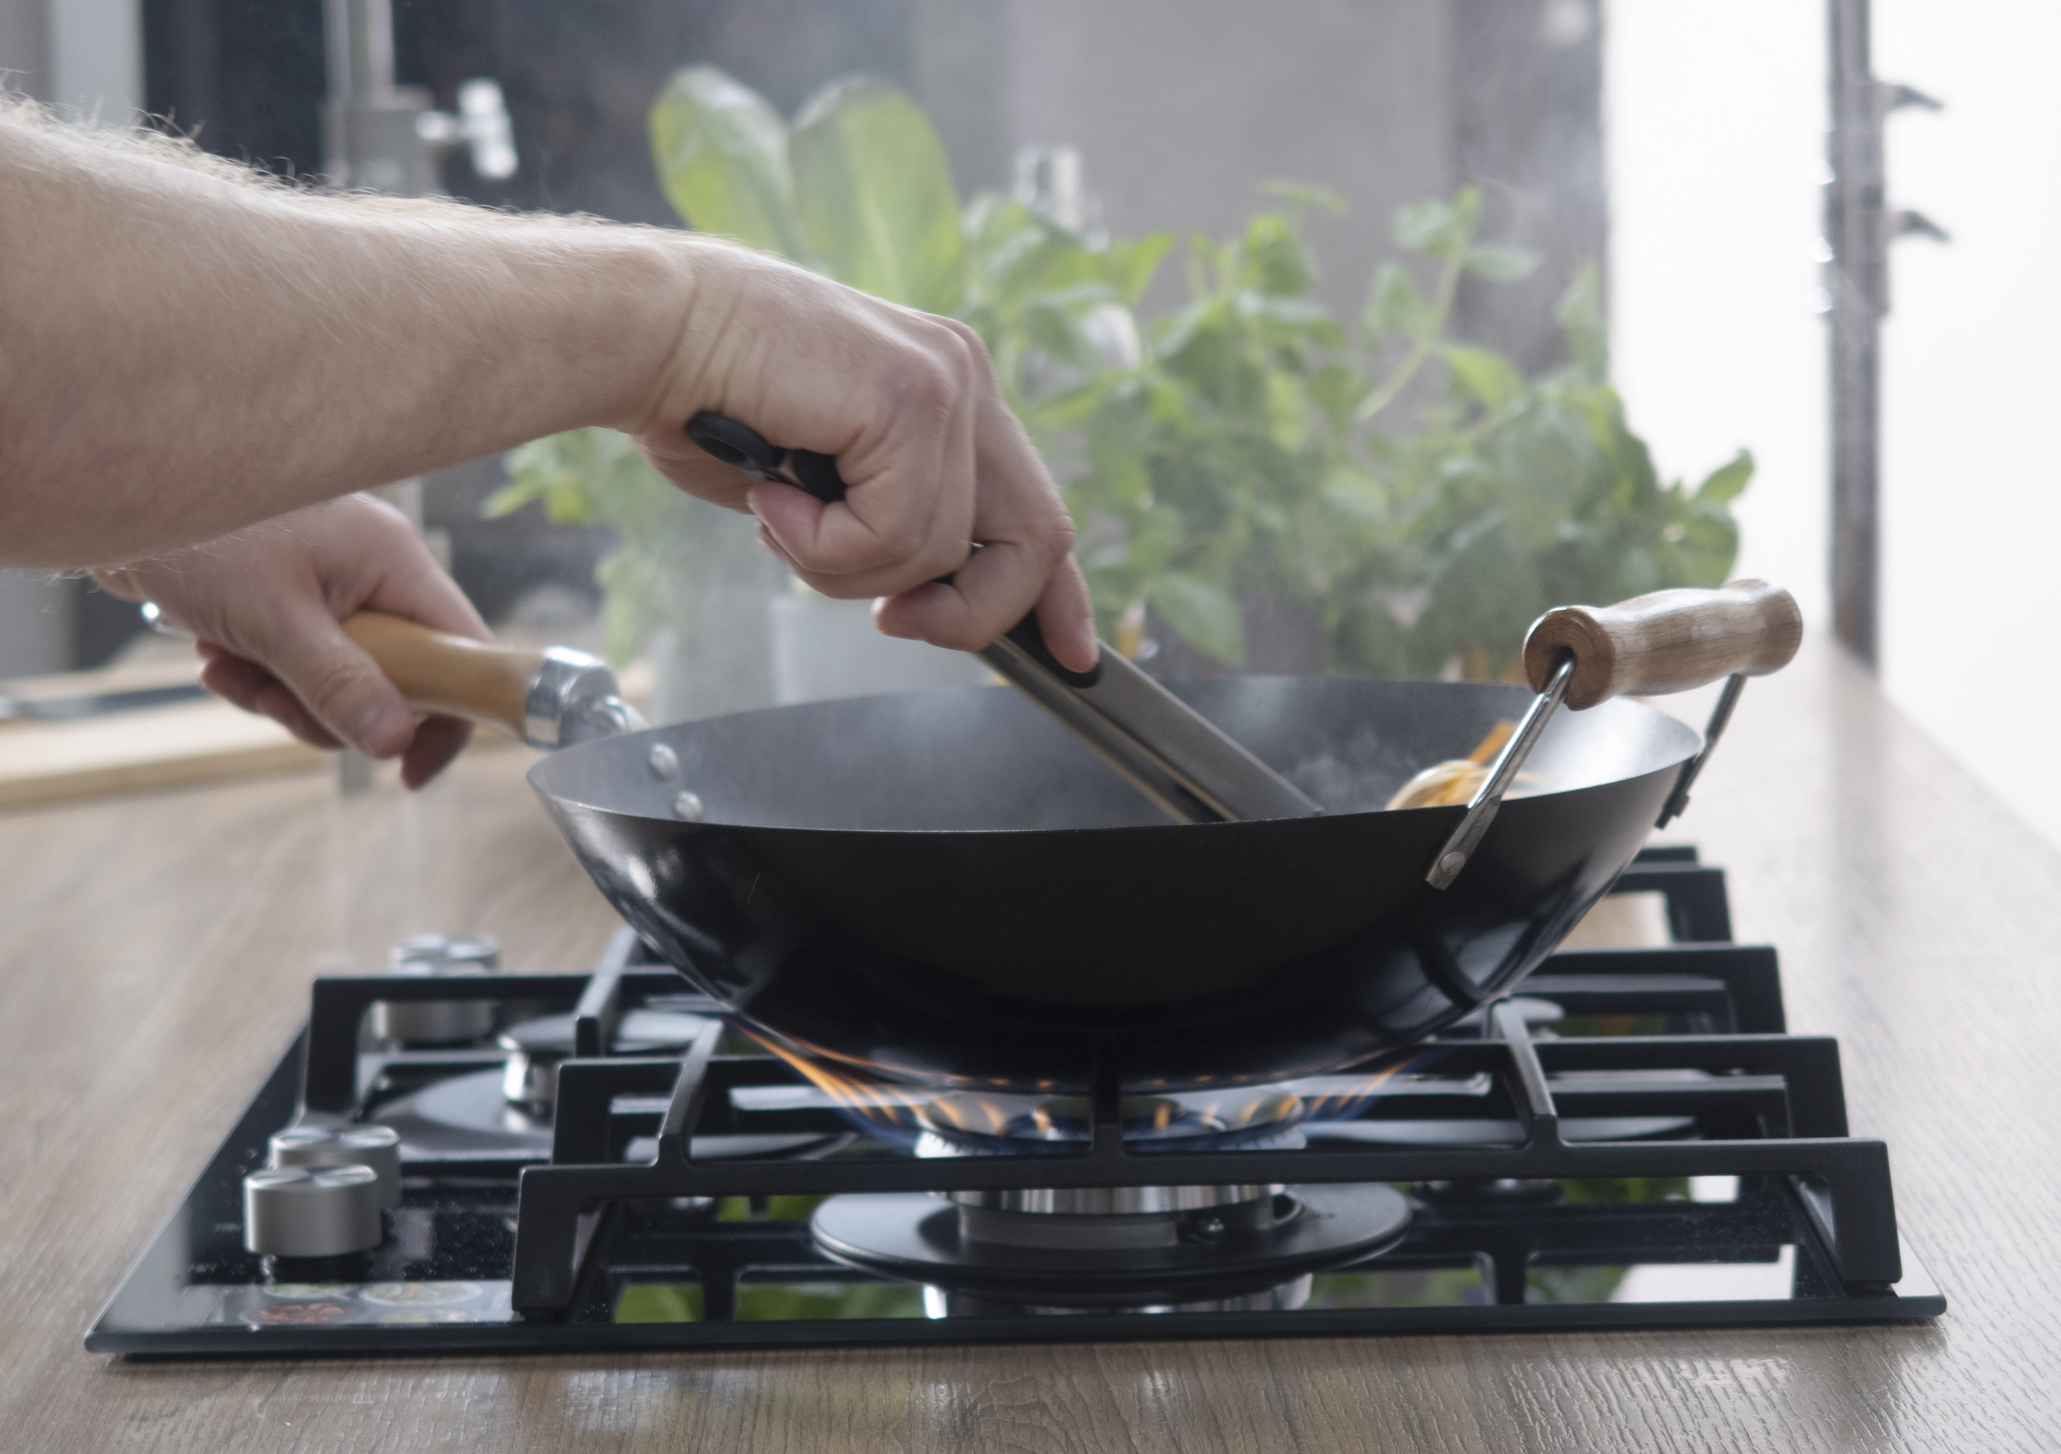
1267, 370, 1310, 453
1362, 263, 1432, 341
1463, 244, 1540, 282
1393, 185, 1480, 259
1151, 297, 1215, 363
1146, 573, 1246, 666
1441, 344, 1526, 412
790, 78, 965, 314
1693, 449, 1755, 505
1558, 262, 1608, 377
648, 67, 810, 260
1258, 179, 1349, 216
1307, 363, 1372, 434
1103, 233, 1177, 304
1244, 212, 1317, 296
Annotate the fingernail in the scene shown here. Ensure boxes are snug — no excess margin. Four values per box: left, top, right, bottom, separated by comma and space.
353, 703, 411, 756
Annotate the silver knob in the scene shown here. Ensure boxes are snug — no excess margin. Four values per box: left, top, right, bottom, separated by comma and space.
389, 934, 499, 970
243, 1164, 383, 1257
269, 1125, 403, 1208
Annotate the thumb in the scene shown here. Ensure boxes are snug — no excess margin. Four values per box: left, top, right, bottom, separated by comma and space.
260, 603, 417, 758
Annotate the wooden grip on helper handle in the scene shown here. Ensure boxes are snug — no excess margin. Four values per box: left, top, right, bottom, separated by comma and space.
342, 610, 542, 740
1522, 579, 1803, 711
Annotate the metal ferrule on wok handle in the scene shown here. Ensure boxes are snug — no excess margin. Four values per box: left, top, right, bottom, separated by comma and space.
339, 613, 645, 750
1425, 578, 1804, 890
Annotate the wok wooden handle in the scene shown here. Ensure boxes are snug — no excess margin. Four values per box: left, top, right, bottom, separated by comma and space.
1521, 579, 1803, 711
342, 611, 543, 740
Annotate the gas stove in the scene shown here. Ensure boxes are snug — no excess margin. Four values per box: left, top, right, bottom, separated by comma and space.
86, 847, 1943, 1356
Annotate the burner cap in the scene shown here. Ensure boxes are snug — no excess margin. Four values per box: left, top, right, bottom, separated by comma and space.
494, 1009, 707, 1058
497, 1009, 712, 1111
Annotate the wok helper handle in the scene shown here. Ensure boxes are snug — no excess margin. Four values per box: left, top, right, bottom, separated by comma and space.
341, 612, 641, 749
1520, 578, 1803, 710
1427, 579, 1803, 889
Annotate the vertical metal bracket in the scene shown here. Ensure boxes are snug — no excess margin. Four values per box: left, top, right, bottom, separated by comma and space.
1656, 674, 1747, 829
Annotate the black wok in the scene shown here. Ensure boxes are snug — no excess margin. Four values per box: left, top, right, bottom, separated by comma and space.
345, 582, 1797, 1093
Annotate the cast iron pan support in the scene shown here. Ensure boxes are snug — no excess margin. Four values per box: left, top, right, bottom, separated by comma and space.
503, 1000, 1905, 1313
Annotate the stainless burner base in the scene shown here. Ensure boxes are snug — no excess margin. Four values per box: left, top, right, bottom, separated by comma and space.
810, 1183, 1412, 1308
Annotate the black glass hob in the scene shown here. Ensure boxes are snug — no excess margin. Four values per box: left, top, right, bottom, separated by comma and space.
86, 848, 1943, 1356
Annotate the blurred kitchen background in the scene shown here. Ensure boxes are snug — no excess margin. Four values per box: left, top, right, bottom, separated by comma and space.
1, 1, 2055, 841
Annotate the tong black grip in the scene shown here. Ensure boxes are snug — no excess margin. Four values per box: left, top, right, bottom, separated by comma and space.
683, 414, 1092, 683
684, 413, 847, 504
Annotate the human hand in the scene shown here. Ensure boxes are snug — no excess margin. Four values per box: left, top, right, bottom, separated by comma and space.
626, 244, 1099, 673
93, 494, 490, 788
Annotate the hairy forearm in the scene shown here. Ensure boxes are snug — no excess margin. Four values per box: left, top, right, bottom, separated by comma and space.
0, 105, 699, 567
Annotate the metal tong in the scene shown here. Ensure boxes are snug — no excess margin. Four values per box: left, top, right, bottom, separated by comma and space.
684, 414, 1321, 825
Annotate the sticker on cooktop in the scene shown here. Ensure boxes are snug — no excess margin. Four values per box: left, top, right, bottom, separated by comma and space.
261, 1283, 353, 1299
359, 1282, 482, 1306
243, 1301, 358, 1327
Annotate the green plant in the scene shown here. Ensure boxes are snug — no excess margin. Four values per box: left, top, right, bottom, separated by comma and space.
487, 426, 749, 665
1034, 186, 1749, 677
497, 66, 1750, 683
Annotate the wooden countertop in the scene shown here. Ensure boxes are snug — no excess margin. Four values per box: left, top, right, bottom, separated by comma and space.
3, 640, 2056, 1451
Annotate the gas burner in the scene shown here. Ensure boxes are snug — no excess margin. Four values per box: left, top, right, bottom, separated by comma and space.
811, 1183, 1413, 1311
750, 1055, 1450, 1155
906, 1097, 1319, 1154
498, 1008, 712, 1112
375, 1068, 553, 1157
374, 1067, 849, 1167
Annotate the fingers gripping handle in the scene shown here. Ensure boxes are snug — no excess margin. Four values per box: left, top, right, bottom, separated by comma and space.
686, 412, 1081, 675
686, 412, 847, 504
1521, 579, 1803, 711
342, 612, 539, 740
341, 612, 633, 749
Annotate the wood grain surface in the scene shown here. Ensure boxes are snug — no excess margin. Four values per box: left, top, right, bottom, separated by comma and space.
0, 654, 325, 812
2, 639, 2056, 1452
1524, 579, 1805, 708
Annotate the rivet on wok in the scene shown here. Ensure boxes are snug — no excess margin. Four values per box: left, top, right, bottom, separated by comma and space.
673, 791, 704, 822
647, 743, 680, 779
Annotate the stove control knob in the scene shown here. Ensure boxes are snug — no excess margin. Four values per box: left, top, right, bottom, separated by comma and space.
390, 933, 499, 970
243, 1164, 383, 1258
269, 1125, 403, 1208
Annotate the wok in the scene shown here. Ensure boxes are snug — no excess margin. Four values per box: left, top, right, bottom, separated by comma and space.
347, 580, 1800, 1093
